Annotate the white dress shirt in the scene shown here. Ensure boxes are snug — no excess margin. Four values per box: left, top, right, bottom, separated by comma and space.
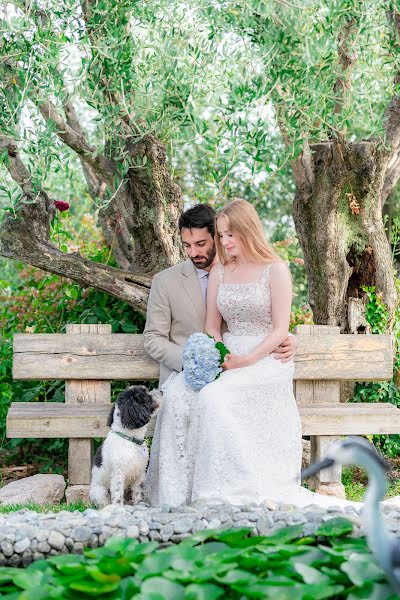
195, 268, 209, 304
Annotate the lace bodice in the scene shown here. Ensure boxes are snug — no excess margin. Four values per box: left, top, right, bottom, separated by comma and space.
217, 263, 273, 336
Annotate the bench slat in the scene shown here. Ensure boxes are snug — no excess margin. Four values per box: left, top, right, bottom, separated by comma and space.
7, 402, 400, 438
13, 333, 393, 381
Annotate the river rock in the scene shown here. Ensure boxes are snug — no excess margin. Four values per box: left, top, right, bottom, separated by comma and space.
0, 475, 66, 506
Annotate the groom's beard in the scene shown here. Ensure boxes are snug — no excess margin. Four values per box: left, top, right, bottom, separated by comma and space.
190, 245, 216, 270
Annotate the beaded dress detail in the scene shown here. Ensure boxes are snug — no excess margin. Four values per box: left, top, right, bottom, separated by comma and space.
144, 264, 359, 509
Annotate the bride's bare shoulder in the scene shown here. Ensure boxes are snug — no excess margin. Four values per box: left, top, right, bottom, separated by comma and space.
269, 260, 291, 278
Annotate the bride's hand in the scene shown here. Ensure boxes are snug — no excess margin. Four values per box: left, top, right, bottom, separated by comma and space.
222, 354, 250, 370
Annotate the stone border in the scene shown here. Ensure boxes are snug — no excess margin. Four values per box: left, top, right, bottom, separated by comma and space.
0, 498, 384, 567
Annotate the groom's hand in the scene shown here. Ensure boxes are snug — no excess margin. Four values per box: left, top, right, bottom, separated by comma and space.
273, 335, 297, 362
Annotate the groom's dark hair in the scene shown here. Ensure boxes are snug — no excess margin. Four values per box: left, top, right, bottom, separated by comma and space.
178, 204, 216, 236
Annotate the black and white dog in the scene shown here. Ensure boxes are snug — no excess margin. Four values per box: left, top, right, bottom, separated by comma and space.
89, 385, 160, 507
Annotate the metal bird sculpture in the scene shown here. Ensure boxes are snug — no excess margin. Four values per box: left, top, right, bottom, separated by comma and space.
302, 436, 400, 595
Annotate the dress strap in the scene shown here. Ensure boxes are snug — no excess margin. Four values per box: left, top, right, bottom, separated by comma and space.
218, 263, 224, 284
260, 262, 273, 284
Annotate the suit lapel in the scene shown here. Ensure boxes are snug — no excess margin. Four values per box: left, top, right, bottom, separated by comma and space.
180, 260, 206, 327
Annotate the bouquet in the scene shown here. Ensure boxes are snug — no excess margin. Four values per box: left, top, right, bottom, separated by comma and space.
183, 332, 230, 391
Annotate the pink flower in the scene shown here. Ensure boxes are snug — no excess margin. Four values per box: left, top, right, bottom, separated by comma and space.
54, 200, 70, 212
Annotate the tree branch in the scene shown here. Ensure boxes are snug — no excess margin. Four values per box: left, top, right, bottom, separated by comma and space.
383, 149, 400, 204
383, 6, 400, 156
63, 100, 107, 200
37, 100, 119, 185
0, 135, 151, 313
333, 16, 358, 121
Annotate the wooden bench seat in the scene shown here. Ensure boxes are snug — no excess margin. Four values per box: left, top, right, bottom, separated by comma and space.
7, 401, 400, 438
7, 322, 397, 501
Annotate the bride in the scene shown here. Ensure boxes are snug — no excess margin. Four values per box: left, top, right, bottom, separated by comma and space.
144, 199, 356, 508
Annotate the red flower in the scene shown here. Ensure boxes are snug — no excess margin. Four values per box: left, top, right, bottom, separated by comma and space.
54, 200, 70, 212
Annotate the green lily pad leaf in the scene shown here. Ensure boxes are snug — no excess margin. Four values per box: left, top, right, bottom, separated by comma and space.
262, 524, 305, 544
184, 582, 225, 599
141, 576, 185, 599
214, 568, 259, 586
195, 542, 230, 556
70, 579, 120, 595
316, 517, 354, 538
12, 571, 51, 590
293, 562, 330, 584
118, 576, 141, 599
210, 527, 252, 545
346, 581, 396, 600
86, 565, 120, 583
341, 553, 386, 586
137, 553, 175, 579
0, 569, 20, 584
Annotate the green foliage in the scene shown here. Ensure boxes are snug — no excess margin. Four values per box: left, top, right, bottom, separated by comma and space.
351, 281, 400, 457
342, 465, 400, 501
362, 286, 389, 334
0, 521, 397, 598
0, 210, 146, 472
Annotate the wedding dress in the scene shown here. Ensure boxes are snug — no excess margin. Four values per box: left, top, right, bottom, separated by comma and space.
144, 263, 359, 509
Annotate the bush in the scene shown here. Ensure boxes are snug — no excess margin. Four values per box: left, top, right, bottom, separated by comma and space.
351, 284, 400, 458
0, 520, 396, 599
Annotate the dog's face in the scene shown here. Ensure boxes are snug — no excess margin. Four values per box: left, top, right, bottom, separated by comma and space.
107, 385, 160, 430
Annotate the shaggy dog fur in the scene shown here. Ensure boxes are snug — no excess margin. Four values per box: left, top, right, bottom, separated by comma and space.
89, 385, 160, 507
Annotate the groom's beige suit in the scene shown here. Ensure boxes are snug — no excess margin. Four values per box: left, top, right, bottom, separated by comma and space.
144, 260, 207, 386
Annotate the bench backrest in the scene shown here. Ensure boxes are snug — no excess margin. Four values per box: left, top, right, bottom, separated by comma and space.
13, 324, 393, 382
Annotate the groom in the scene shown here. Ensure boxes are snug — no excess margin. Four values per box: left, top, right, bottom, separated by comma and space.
144, 203, 296, 385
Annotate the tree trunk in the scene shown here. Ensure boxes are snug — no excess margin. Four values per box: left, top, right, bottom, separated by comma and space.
293, 140, 397, 331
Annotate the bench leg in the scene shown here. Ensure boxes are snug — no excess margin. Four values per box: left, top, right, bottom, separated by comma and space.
65, 438, 93, 504
310, 435, 346, 499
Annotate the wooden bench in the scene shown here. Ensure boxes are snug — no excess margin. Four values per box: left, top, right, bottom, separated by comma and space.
7, 323, 398, 502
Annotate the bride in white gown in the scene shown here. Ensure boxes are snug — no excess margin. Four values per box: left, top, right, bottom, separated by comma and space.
144, 199, 358, 509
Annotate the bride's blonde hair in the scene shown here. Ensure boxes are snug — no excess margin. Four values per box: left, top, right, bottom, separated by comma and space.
215, 198, 280, 265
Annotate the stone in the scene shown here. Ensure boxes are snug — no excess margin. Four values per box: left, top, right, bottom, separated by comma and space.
160, 524, 174, 542
0, 475, 66, 506
48, 531, 65, 551
33, 552, 45, 561
126, 525, 140, 539
172, 518, 193, 534
72, 526, 92, 543
0, 542, 13, 557
208, 519, 221, 529
149, 530, 161, 542
138, 521, 149, 536
14, 537, 31, 554
314, 482, 346, 500
37, 541, 51, 553
65, 485, 90, 504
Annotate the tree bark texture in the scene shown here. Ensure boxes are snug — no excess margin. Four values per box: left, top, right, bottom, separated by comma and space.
293, 140, 397, 330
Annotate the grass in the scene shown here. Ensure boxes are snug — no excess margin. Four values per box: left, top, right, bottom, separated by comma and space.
0, 501, 92, 513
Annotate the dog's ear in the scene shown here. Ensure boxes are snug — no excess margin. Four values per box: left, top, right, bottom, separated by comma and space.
107, 403, 116, 427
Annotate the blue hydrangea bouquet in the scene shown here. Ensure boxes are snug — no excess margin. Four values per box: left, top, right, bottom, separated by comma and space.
183, 332, 230, 391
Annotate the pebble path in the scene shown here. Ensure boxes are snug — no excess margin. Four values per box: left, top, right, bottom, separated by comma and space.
0, 499, 398, 567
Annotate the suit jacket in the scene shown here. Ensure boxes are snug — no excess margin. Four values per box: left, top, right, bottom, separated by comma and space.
143, 260, 206, 386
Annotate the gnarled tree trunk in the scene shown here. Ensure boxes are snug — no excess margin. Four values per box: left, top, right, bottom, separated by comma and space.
293, 140, 397, 331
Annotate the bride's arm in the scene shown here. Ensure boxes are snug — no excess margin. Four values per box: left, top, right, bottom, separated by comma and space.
223, 261, 292, 369
204, 265, 223, 342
